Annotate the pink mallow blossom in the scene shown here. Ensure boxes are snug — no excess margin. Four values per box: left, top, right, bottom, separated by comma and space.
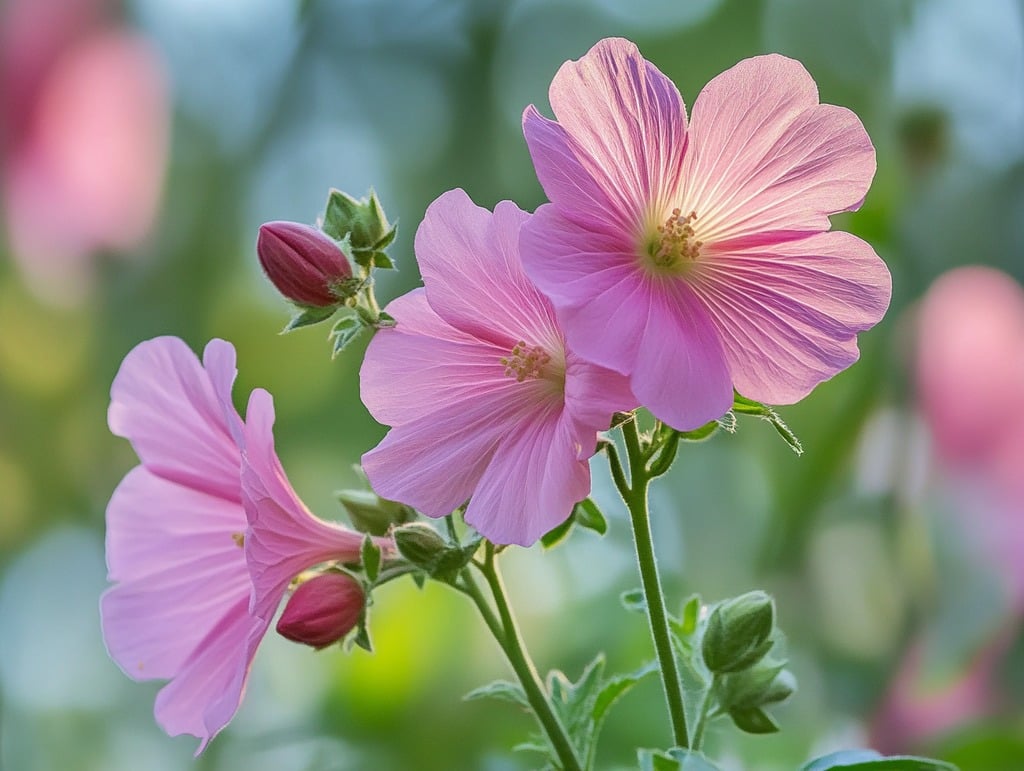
521, 38, 891, 431
101, 337, 368, 752
360, 188, 634, 546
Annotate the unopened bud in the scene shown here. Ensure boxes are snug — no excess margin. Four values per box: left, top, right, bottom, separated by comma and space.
719, 660, 796, 711
257, 221, 355, 308
393, 522, 448, 569
276, 572, 364, 649
702, 591, 775, 674
338, 489, 416, 536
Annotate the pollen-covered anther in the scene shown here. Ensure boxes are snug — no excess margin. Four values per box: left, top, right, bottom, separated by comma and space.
651, 208, 701, 268
499, 340, 552, 382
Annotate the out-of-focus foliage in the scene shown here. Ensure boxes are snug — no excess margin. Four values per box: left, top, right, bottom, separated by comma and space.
1, 0, 1023, 768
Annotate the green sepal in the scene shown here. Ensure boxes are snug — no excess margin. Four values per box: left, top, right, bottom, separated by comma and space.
678, 419, 720, 442
678, 594, 701, 636
573, 498, 607, 535
329, 313, 365, 358
638, 748, 723, 771
728, 705, 780, 734
731, 394, 803, 455
718, 659, 789, 711
360, 535, 381, 583
540, 515, 573, 549
799, 750, 958, 771
620, 588, 647, 613
282, 304, 338, 333
349, 615, 372, 653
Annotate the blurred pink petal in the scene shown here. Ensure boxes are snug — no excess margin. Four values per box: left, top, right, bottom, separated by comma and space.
522, 38, 890, 430
361, 189, 634, 546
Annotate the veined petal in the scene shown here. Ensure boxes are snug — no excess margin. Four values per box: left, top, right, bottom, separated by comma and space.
108, 336, 242, 502
694, 231, 891, 404
564, 355, 637, 455
465, 411, 590, 546
152, 597, 268, 754
242, 388, 366, 622
415, 190, 558, 348
681, 54, 875, 245
526, 37, 688, 234
361, 290, 514, 427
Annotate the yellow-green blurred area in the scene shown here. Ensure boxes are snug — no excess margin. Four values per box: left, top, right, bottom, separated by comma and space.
2, 0, 1024, 768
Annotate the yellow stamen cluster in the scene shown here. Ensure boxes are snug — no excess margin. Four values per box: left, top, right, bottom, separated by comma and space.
232, 532, 245, 548
500, 341, 551, 382
649, 208, 702, 271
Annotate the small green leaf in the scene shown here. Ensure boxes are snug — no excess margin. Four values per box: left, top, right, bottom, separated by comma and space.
573, 498, 608, 535
360, 535, 381, 583
350, 619, 372, 653
322, 189, 362, 240
591, 661, 656, 724
678, 420, 719, 442
410, 571, 426, 589
621, 588, 647, 613
799, 750, 958, 771
330, 314, 365, 358
639, 748, 723, 771
372, 224, 398, 251
679, 594, 701, 636
282, 304, 338, 332
375, 310, 396, 328
728, 705, 780, 734
731, 394, 803, 455
540, 515, 574, 549
464, 679, 529, 708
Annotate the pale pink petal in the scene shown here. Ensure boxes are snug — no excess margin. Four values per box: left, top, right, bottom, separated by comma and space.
153, 597, 268, 754
203, 338, 246, 447
681, 54, 874, 245
465, 412, 590, 546
415, 190, 557, 347
102, 467, 250, 680
242, 388, 367, 622
108, 337, 242, 502
526, 37, 688, 233
563, 355, 638, 453
361, 290, 515, 426
694, 231, 891, 404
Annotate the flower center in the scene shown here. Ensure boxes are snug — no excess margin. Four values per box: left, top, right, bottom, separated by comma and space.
500, 340, 552, 382
644, 208, 702, 275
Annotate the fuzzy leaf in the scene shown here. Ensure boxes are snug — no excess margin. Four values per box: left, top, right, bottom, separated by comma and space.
283, 304, 338, 332
464, 679, 529, 708
330, 314, 364, 358
360, 535, 381, 583
799, 751, 958, 771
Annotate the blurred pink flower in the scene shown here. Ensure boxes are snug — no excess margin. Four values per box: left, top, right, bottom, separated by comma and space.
360, 188, 634, 546
521, 38, 891, 430
1, 0, 168, 305
101, 337, 371, 751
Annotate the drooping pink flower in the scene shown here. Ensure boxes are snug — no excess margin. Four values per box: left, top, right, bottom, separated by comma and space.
521, 38, 891, 431
101, 337, 372, 752
360, 188, 635, 546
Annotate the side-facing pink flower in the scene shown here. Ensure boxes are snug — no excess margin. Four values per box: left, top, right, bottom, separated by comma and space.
101, 337, 372, 752
360, 188, 635, 546
521, 38, 891, 430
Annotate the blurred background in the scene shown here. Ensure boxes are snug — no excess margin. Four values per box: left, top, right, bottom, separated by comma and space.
1, 0, 1023, 768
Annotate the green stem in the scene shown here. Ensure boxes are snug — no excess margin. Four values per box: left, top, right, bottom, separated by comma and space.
619, 419, 690, 748
460, 548, 584, 771
690, 673, 718, 750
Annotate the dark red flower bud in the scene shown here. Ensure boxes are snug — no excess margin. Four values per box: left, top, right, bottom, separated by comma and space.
276, 572, 364, 649
257, 221, 353, 307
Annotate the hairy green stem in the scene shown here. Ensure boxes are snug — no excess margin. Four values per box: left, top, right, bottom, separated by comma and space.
460, 548, 583, 771
690, 673, 718, 750
619, 419, 690, 748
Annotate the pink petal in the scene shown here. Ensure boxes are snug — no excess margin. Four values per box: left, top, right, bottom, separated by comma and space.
242, 388, 367, 623
681, 54, 874, 246
152, 597, 268, 754
563, 355, 638, 453
525, 37, 688, 235
465, 412, 591, 546
108, 336, 242, 503
414, 190, 558, 347
361, 290, 515, 427
102, 467, 251, 680
694, 231, 891, 404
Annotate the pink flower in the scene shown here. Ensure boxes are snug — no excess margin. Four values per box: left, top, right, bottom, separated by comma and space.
101, 337, 370, 752
360, 188, 634, 546
521, 38, 891, 430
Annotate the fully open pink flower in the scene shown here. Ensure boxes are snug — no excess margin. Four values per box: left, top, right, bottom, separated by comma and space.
101, 337, 370, 752
521, 38, 891, 430
361, 188, 634, 546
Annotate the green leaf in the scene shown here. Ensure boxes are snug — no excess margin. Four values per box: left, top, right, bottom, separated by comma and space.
322, 188, 362, 240
799, 750, 958, 771
678, 420, 719, 442
360, 535, 381, 583
372, 224, 398, 251
329, 313, 365, 358
282, 304, 338, 332
463, 679, 529, 708
731, 394, 803, 455
573, 497, 608, 535
540, 515, 573, 549
350, 619, 372, 653
679, 594, 701, 636
638, 748, 723, 771
728, 706, 780, 734
591, 661, 656, 724
621, 588, 647, 613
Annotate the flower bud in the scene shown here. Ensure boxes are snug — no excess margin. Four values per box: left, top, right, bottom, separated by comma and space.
719, 660, 796, 711
337, 488, 416, 536
257, 221, 354, 308
393, 522, 448, 569
276, 572, 364, 650
701, 591, 775, 674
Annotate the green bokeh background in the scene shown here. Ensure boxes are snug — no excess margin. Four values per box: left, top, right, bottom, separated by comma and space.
2, 0, 1023, 768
